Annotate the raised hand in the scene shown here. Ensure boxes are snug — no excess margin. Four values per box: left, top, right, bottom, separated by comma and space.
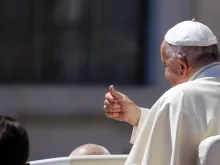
104, 85, 141, 126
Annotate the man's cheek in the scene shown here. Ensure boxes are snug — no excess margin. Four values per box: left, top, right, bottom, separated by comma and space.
165, 69, 179, 83
170, 65, 182, 76
165, 70, 172, 81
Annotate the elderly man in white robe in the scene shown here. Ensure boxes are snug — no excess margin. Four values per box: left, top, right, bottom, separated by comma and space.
104, 20, 220, 165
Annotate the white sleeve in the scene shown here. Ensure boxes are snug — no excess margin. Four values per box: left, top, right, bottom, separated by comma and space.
130, 107, 149, 144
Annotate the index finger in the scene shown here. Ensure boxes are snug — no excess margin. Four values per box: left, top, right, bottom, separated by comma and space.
105, 92, 118, 103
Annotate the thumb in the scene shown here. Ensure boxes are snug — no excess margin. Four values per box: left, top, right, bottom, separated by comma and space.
109, 85, 123, 101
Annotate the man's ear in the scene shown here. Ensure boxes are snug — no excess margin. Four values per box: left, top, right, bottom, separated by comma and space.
179, 56, 188, 76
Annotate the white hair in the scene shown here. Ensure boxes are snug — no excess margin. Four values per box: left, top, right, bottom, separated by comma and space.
165, 43, 220, 66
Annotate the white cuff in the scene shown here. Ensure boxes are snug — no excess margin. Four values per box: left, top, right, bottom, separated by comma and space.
130, 107, 149, 144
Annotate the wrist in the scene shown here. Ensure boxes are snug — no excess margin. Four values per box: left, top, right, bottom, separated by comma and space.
130, 106, 141, 127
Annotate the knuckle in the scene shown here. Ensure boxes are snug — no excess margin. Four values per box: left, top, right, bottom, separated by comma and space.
104, 105, 109, 111
105, 100, 110, 105
105, 92, 110, 99
105, 101, 113, 108
104, 107, 111, 112
105, 112, 112, 118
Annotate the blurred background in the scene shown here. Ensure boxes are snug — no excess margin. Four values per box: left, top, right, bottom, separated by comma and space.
0, 0, 219, 161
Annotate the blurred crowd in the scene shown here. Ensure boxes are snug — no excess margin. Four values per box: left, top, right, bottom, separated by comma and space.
0, 116, 110, 165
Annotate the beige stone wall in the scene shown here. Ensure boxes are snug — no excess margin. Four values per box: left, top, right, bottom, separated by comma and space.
193, 0, 220, 46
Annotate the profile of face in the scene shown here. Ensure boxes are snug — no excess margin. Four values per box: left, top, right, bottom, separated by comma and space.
160, 41, 190, 87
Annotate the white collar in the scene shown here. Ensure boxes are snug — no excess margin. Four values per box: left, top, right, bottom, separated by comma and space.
189, 62, 220, 81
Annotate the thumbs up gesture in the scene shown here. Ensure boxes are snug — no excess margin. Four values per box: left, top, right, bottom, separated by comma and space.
104, 85, 141, 127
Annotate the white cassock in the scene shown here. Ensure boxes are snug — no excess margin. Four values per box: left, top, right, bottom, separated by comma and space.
125, 62, 220, 165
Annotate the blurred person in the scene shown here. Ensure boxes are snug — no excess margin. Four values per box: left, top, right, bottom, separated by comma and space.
104, 20, 220, 165
70, 144, 110, 156
0, 116, 29, 165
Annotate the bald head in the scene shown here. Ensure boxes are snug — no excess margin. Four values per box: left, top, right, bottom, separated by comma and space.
70, 144, 110, 156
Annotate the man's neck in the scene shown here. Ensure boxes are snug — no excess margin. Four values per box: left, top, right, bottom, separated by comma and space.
189, 61, 220, 81
188, 60, 219, 79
